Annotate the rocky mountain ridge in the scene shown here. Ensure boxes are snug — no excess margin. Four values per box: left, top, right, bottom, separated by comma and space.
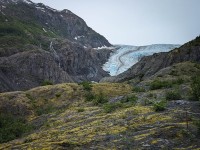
0, 0, 113, 92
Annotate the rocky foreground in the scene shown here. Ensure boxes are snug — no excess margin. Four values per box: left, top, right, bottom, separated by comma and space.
0, 61, 200, 149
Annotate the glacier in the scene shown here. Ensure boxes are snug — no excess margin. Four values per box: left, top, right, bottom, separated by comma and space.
103, 44, 180, 76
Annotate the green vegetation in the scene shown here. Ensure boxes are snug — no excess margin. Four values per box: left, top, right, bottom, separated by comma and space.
0, 114, 32, 143
103, 102, 123, 113
77, 108, 85, 113
191, 76, 200, 101
165, 90, 182, 100
149, 80, 173, 90
121, 95, 138, 104
41, 80, 53, 86
93, 92, 108, 105
0, 82, 199, 149
194, 120, 200, 134
80, 81, 92, 91
132, 86, 146, 92
55, 93, 61, 98
153, 100, 167, 111
149, 78, 184, 90
0, 14, 57, 50
85, 91, 95, 101
34, 103, 55, 116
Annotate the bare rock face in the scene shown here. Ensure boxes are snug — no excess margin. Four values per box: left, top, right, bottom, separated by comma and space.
0, 0, 113, 92
101, 36, 200, 82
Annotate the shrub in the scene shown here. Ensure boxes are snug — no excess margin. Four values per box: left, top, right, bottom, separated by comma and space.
80, 81, 92, 91
121, 95, 138, 104
103, 102, 123, 113
77, 108, 85, 113
41, 80, 53, 86
191, 76, 200, 101
147, 93, 157, 99
85, 91, 96, 101
55, 93, 61, 98
0, 114, 32, 143
35, 104, 54, 116
194, 120, 200, 134
149, 80, 172, 90
166, 91, 182, 100
132, 86, 145, 92
172, 78, 184, 85
93, 92, 108, 105
153, 101, 166, 112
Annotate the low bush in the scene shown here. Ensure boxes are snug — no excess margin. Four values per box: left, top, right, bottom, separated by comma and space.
132, 86, 145, 92
153, 100, 167, 112
172, 78, 184, 85
121, 95, 138, 104
41, 80, 53, 86
0, 114, 32, 143
149, 80, 173, 90
194, 120, 200, 134
166, 91, 182, 100
80, 81, 92, 91
34, 104, 54, 116
85, 91, 95, 101
77, 108, 85, 113
103, 102, 123, 113
93, 92, 108, 105
191, 76, 200, 101
55, 93, 61, 98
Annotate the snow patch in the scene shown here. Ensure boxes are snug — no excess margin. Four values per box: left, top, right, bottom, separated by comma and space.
103, 44, 180, 76
74, 36, 85, 40
93, 45, 115, 50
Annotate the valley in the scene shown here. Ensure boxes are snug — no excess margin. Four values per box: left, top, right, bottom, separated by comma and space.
0, 0, 200, 149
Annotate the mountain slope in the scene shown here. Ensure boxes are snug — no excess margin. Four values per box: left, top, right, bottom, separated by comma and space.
101, 36, 200, 82
0, 0, 113, 92
0, 63, 200, 149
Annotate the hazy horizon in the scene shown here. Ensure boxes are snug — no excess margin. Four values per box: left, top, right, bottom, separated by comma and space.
31, 0, 200, 46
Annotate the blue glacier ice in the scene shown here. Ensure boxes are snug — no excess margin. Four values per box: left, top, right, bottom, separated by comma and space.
103, 44, 180, 76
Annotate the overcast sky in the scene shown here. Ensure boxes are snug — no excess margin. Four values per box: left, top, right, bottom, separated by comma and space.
31, 0, 200, 46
